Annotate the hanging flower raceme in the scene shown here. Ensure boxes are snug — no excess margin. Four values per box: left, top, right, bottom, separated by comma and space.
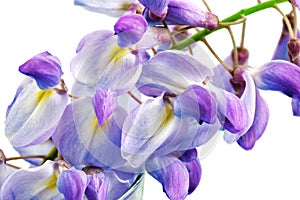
141, 0, 219, 30
5, 52, 68, 148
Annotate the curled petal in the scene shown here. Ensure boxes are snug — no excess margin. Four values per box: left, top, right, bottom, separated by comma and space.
147, 156, 189, 200
19, 51, 63, 90
137, 50, 213, 97
224, 68, 256, 143
114, 14, 147, 47
174, 85, 217, 124
237, 90, 269, 150
57, 168, 88, 200
1, 160, 64, 199
214, 88, 248, 133
74, 0, 140, 17
253, 60, 300, 97
5, 78, 68, 147
85, 173, 109, 200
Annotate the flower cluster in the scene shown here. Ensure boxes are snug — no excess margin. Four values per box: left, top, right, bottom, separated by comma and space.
1, 0, 300, 199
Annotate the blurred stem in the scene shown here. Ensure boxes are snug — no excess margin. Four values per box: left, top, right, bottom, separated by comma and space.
6, 155, 46, 161
170, 0, 288, 50
240, 16, 247, 49
274, 5, 297, 39
226, 26, 238, 67
40, 146, 58, 165
292, 5, 298, 37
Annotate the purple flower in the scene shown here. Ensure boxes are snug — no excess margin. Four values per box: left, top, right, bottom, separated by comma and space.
19, 51, 63, 90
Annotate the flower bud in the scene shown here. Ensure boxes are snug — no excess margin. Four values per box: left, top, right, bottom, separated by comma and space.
287, 38, 300, 66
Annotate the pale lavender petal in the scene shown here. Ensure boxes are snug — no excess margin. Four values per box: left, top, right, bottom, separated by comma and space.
179, 149, 201, 194
135, 27, 170, 50
147, 156, 189, 200
19, 51, 63, 90
57, 168, 88, 200
137, 50, 213, 97
52, 104, 106, 167
74, 0, 139, 17
85, 173, 109, 200
75, 30, 113, 53
0, 160, 64, 199
5, 78, 68, 147
174, 85, 217, 124
253, 60, 300, 97
114, 14, 147, 47
53, 98, 128, 170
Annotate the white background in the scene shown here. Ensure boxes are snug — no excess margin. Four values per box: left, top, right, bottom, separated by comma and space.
1, 0, 300, 199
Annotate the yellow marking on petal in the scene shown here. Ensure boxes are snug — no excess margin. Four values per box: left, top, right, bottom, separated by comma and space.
45, 172, 59, 190
162, 104, 174, 127
91, 116, 107, 135
110, 46, 128, 63
36, 90, 53, 104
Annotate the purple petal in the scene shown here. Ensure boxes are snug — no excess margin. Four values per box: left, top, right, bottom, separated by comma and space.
92, 88, 115, 126
57, 168, 88, 200
139, 0, 169, 16
19, 51, 63, 90
114, 13, 147, 47
147, 156, 189, 200
85, 173, 109, 200
179, 149, 201, 194
174, 85, 217, 124
135, 27, 170, 50
215, 89, 248, 133
253, 60, 300, 97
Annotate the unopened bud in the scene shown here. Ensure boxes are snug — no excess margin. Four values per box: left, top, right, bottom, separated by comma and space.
288, 38, 300, 66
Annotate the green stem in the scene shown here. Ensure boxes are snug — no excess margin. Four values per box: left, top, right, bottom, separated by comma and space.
171, 0, 288, 50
